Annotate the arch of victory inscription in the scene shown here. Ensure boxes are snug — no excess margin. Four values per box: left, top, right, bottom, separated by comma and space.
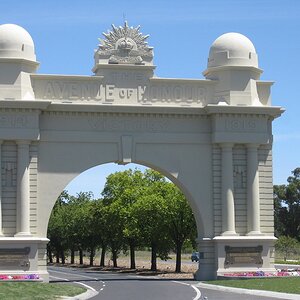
0, 21, 283, 281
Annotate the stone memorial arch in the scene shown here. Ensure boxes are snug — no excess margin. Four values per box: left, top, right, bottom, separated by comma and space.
0, 22, 283, 282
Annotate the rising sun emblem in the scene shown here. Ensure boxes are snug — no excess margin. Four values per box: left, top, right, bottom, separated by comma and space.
95, 21, 154, 65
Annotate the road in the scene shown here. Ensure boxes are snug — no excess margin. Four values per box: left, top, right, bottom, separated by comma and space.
48, 266, 290, 300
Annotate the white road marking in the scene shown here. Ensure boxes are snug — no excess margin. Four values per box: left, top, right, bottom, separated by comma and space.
172, 281, 202, 300
172, 281, 190, 286
191, 285, 202, 300
75, 282, 97, 292
49, 270, 99, 293
48, 268, 98, 280
49, 275, 69, 281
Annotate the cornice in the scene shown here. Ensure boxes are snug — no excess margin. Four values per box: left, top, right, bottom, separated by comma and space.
44, 103, 208, 117
0, 58, 39, 68
204, 104, 285, 118
203, 65, 263, 77
149, 77, 216, 84
92, 63, 156, 73
31, 74, 104, 81
0, 100, 51, 110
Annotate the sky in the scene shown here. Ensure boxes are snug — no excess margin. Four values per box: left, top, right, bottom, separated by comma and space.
1, 0, 299, 198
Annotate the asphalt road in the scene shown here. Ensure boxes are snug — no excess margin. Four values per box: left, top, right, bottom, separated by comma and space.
48, 266, 292, 300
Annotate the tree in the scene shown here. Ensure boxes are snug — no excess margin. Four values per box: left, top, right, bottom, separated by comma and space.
102, 169, 145, 269
274, 168, 300, 240
133, 193, 170, 271
93, 199, 109, 267
164, 184, 197, 272
47, 191, 70, 264
102, 200, 125, 267
275, 236, 300, 261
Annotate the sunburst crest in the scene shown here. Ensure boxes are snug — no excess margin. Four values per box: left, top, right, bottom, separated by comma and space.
95, 21, 154, 65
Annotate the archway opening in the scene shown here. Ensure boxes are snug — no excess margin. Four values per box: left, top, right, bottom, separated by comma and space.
46, 162, 200, 275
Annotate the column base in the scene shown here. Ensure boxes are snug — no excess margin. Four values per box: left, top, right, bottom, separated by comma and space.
221, 231, 238, 236
14, 232, 32, 237
247, 231, 264, 236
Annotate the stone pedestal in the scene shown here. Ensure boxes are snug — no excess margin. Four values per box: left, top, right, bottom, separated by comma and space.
214, 236, 277, 276
0, 237, 49, 282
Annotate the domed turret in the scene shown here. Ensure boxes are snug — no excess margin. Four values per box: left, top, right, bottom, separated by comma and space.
207, 32, 258, 69
0, 24, 38, 100
0, 24, 36, 62
203, 32, 263, 106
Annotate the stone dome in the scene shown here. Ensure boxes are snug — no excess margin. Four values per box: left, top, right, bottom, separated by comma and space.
207, 32, 258, 69
0, 24, 36, 61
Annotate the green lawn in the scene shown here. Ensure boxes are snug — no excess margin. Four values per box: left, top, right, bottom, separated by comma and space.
206, 277, 300, 294
0, 282, 86, 300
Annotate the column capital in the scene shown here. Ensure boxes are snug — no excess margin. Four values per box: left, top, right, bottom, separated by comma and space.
220, 143, 234, 150
246, 143, 260, 149
16, 140, 31, 145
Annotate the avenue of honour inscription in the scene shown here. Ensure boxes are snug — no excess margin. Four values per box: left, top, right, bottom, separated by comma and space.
32, 78, 206, 105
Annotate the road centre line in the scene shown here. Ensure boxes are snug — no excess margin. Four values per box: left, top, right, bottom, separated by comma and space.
172, 281, 202, 300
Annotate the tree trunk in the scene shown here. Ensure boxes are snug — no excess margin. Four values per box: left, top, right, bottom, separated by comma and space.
70, 248, 75, 264
100, 245, 106, 267
47, 247, 53, 263
89, 247, 95, 266
55, 249, 60, 263
151, 243, 157, 271
129, 241, 136, 269
175, 241, 182, 273
112, 249, 118, 267
61, 250, 65, 264
79, 249, 83, 265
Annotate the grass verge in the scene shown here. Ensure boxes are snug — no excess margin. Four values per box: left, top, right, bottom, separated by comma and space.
0, 282, 86, 300
206, 277, 300, 294
275, 260, 300, 265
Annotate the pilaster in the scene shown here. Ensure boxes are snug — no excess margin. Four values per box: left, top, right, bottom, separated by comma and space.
221, 143, 237, 235
0, 140, 3, 236
15, 140, 31, 237
247, 144, 262, 235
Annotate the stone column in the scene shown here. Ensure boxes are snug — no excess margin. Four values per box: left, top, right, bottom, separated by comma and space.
221, 143, 237, 235
247, 144, 261, 235
15, 141, 31, 237
0, 141, 3, 236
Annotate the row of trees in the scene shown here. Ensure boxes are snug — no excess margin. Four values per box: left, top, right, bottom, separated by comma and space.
274, 167, 300, 260
47, 169, 197, 273
274, 167, 300, 241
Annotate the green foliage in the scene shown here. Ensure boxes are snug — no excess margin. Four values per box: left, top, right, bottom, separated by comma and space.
274, 168, 300, 240
47, 168, 197, 272
275, 236, 300, 261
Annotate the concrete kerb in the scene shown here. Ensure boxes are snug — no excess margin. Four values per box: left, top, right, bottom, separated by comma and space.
60, 289, 98, 300
196, 282, 300, 300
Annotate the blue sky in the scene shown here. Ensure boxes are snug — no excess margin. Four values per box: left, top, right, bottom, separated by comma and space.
1, 0, 299, 197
